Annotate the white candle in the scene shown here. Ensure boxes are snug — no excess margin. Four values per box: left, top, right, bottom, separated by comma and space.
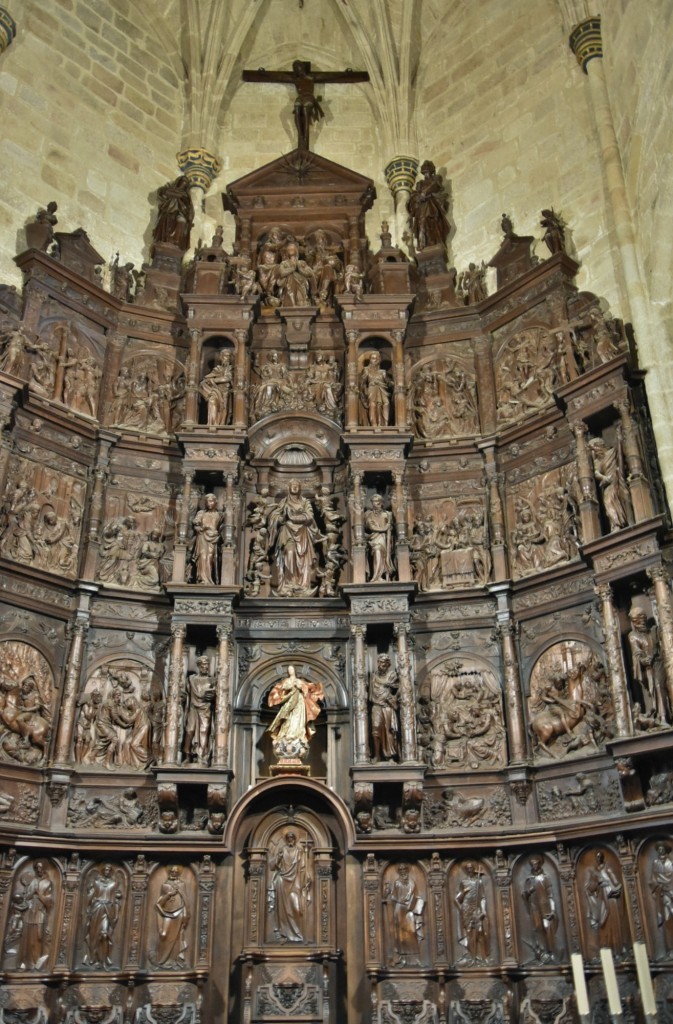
634, 941, 657, 1017
600, 947, 623, 1017
572, 952, 591, 1017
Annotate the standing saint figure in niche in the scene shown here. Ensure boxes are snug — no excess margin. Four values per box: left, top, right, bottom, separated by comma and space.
360, 351, 392, 427
406, 160, 450, 251
17, 861, 53, 970
83, 864, 123, 967
455, 862, 490, 963
199, 350, 233, 426
268, 479, 322, 597
364, 495, 395, 582
385, 864, 424, 966
269, 829, 311, 942
583, 850, 629, 957
369, 653, 399, 762
267, 665, 324, 760
521, 856, 558, 963
152, 866, 190, 967
191, 494, 222, 585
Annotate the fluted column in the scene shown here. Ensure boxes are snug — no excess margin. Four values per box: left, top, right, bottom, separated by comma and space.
351, 625, 369, 764
568, 15, 673, 497
572, 421, 601, 542
53, 618, 88, 766
648, 567, 673, 713
384, 156, 419, 249
184, 327, 201, 426
213, 623, 233, 768
394, 622, 417, 762
163, 623, 187, 765
345, 329, 359, 429
496, 622, 528, 764
615, 398, 653, 522
391, 329, 407, 430
234, 329, 249, 428
349, 472, 366, 583
595, 582, 632, 736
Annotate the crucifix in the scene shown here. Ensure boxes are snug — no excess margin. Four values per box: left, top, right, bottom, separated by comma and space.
242, 59, 369, 152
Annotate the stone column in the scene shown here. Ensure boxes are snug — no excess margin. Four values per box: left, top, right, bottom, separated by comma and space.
394, 622, 417, 762
173, 469, 195, 584
571, 421, 601, 542
595, 582, 632, 736
162, 622, 187, 765
392, 471, 410, 581
615, 397, 653, 522
568, 15, 673, 493
213, 622, 233, 769
184, 326, 201, 426
495, 621, 528, 764
349, 472, 366, 583
53, 617, 89, 766
351, 624, 369, 763
648, 566, 673, 712
177, 147, 223, 253
345, 329, 359, 429
234, 328, 249, 428
347, 214, 362, 269
384, 156, 419, 249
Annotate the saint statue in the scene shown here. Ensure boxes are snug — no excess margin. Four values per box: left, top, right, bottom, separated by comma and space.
83, 864, 123, 967
153, 866, 189, 967
583, 850, 629, 957
385, 864, 424, 966
521, 856, 557, 963
406, 160, 450, 251
269, 829, 311, 942
17, 861, 53, 970
364, 495, 395, 582
267, 665, 324, 760
199, 350, 233, 426
191, 493, 222, 585
650, 841, 673, 951
455, 862, 490, 963
152, 176, 193, 251
627, 606, 669, 723
360, 351, 391, 427
268, 479, 322, 597
369, 653, 399, 762
182, 655, 215, 764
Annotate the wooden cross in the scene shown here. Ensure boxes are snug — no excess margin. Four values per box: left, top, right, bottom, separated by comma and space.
242, 59, 369, 151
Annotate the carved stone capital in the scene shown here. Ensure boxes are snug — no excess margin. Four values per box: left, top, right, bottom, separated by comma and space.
384, 155, 420, 196
0, 7, 16, 54
171, 621, 188, 640
176, 147, 223, 191
569, 15, 603, 73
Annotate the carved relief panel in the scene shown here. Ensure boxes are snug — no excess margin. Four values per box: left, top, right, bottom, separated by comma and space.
73, 657, 161, 771
75, 863, 128, 970
97, 482, 175, 591
417, 658, 506, 770
0, 455, 86, 579
575, 846, 631, 961
0, 640, 55, 766
527, 640, 611, 761
638, 837, 673, 962
449, 860, 498, 967
106, 347, 186, 436
408, 348, 479, 440
409, 495, 490, 592
494, 325, 559, 427
512, 854, 567, 966
382, 862, 428, 968
507, 467, 579, 580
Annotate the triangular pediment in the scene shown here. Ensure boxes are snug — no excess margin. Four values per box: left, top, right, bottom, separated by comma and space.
226, 148, 374, 197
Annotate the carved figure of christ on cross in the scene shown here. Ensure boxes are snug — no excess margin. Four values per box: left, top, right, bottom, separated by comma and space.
242, 59, 369, 151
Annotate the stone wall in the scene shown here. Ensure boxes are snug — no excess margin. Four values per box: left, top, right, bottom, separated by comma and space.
0, 0, 183, 289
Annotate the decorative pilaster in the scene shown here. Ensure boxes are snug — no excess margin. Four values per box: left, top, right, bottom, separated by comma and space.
184, 327, 201, 426
349, 473, 366, 583
127, 854, 150, 968
53, 617, 88, 766
648, 566, 673, 713
213, 622, 233, 768
173, 469, 194, 584
351, 624, 369, 763
556, 843, 581, 952
394, 621, 417, 762
0, 7, 16, 56
384, 155, 419, 247
595, 583, 632, 736
163, 622, 187, 765
391, 329, 407, 430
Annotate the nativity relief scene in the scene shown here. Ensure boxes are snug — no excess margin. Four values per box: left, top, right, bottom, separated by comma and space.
0, 38, 672, 1024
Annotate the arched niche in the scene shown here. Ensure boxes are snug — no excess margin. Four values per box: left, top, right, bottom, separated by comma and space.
448, 858, 499, 967
75, 861, 129, 971
234, 656, 348, 790
3, 856, 62, 972
198, 334, 236, 427
511, 853, 567, 967
574, 845, 631, 961
357, 337, 394, 428
380, 861, 429, 968
223, 781, 351, 1024
248, 413, 342, 463
144, 864, 197, 971
636, 835, 673, 962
